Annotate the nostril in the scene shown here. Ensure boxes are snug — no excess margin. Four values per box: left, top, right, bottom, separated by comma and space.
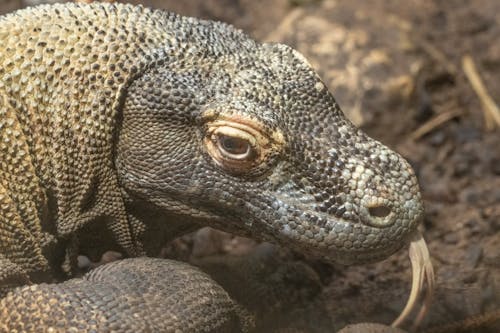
362, 203, 394, 228
368, 205, 391, 218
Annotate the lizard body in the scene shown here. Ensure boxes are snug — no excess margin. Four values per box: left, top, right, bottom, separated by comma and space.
0, 2, 423, 331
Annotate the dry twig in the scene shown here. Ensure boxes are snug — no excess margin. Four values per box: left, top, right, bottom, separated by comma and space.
409, 108, 461, 140
462, 55, 500, 130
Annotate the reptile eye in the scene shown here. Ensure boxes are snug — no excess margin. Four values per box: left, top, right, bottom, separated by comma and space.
204, 123, 262, 172
217, 134, 252, 159
203, 116, 284, 174
211, 126, 257, 162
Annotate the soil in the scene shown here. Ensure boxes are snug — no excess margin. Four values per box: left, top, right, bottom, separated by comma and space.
1, 0, 499, 332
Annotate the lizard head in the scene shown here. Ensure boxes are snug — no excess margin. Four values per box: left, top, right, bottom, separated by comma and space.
116, 39, 423, 265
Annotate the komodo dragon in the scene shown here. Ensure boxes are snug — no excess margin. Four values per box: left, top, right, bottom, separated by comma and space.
0, 2, 424, 332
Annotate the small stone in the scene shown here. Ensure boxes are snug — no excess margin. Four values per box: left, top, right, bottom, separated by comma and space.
464, 217, 487, 235
77, 255, 91, 269
462, 271, 478, 284
454, 126, 481, 143
464, 218, 478, 228
453, 160, 470, 177
443, 233, 458, 244
428, 131, 446, 146
490, 157, 500, 175
465, 244, 483, 268
462, 189, 480, 204
100, 251, 123, 264
191, 227, 225, 257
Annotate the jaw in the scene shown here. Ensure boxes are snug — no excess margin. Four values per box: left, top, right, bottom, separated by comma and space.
124, 187, 256, 239
120, 178, 421, 265
265, 217, 418, 265
158, 200, 419, 266
238, 185, 424, 265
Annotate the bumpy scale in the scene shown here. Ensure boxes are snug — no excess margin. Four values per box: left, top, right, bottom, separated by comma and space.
0, 2, 423, 332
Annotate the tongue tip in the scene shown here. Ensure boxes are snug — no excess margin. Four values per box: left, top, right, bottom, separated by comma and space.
391, 231, 435, 329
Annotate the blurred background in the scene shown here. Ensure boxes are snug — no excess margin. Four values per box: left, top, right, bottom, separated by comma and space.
1, 0, 499, 332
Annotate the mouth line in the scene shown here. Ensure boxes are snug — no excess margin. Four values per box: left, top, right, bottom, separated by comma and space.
143, 186, 417, 264
266, 193, 420, 263
276, 217, 411, 265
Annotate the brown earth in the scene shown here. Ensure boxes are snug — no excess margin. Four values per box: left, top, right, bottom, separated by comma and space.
1, 1, 499, 332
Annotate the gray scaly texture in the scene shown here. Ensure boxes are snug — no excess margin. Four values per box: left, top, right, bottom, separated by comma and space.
0, 2, 423, 331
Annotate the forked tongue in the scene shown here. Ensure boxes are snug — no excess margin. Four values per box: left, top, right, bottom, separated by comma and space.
392, 231, 435, 331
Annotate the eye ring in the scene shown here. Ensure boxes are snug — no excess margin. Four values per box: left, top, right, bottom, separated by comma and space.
203, 116, 285, 174
216, 134, 253, 160
204, 123, 262, 172
210, 125, 258, 163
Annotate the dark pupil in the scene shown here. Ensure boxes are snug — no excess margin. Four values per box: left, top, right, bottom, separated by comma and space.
220, 135, 249, 155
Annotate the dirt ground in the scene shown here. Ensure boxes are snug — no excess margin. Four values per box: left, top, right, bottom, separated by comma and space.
1, 0, 499, 332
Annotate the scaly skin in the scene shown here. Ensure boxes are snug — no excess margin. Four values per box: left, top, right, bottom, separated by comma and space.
0, 258, 249, 332
0, 2, 423, 331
